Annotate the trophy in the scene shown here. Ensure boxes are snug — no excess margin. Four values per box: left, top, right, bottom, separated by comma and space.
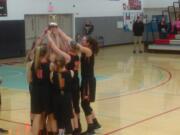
48, 15, 58, 28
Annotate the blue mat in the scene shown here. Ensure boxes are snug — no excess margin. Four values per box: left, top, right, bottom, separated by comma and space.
0, 65, 109, 91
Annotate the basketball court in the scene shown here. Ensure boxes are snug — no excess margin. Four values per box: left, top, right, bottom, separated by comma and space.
0, 45, 180, 135
0, 0, 180, 135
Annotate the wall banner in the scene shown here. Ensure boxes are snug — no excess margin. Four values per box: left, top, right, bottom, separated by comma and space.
0, 0, 7, 16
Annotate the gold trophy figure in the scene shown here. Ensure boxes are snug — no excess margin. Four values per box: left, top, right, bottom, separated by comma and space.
48, 15, 58, 29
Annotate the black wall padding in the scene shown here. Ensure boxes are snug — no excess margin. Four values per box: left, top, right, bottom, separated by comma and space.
0, 20, 25, 59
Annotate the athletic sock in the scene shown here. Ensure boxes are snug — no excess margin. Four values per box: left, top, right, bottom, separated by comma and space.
31, 120, 33, 126
78, 119, 82, 132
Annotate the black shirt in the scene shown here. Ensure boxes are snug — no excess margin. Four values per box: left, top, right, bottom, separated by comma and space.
66, 53, 80, 78
81, 53, 95, 78
133, 21, 144, 36
84, 24, 94, 35
31, 62, 50, 85
52, 71, 72, 94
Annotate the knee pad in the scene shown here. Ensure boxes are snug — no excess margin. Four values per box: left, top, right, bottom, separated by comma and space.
72, 96, 80, 114
65, 119, 73, 134
74, 103, 80, 114
81, 101, 92, 116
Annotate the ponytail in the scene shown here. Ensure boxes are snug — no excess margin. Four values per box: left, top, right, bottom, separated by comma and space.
33, 45, 48, 72
55, 56, 66, 71
86, 36, 99, 55
55, 56, 66, 90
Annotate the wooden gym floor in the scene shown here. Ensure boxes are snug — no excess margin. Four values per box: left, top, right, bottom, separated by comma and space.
0, 45, 180, 135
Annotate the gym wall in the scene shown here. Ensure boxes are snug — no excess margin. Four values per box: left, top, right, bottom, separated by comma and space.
25, 14, 73, 50
0, 0, 129, 58
144, 8, 166, 22
0, 0, 173, 58
0, 20, 25, 59
143, 0, 173, 8
76, 17, 134, 46
0, 0, 130, 20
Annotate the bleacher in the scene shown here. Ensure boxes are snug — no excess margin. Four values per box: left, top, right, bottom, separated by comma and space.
147, 0, 180, 53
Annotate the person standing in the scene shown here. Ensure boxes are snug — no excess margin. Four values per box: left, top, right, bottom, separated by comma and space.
133, 16, 144, 54
80, 36, 101, 135
54, 27, 98, 135
84, 21, 94, 36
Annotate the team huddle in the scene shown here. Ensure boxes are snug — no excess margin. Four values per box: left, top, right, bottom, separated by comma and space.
26, 23, 101, 135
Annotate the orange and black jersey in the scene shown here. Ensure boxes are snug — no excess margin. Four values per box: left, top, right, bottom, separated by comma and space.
31, 62, 52, 114
31, 62, 51, 85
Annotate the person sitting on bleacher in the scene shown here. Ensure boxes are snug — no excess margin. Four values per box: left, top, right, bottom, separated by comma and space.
158, 17, 168, 39
174, 17, 180, 34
